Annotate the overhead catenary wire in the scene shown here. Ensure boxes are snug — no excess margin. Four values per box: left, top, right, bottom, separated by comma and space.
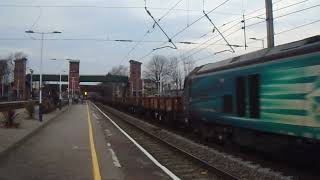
203, 11, 235, 52
276, 3, 320, 19
193, 16, 319, 61
194, 18, 320, 64
173, 21, 242, 59
191, 0, 318, 47
213, 0, 291, 30
253, 18, 320, 40
246, 3, 320, 28
135, 0, 232, 62
2, 0, 317, 68
167, 0, 306, 61
144, 6, 178, 50
29, 6, 42, 30
198, 0, 311, 42
158, 0, 184, 22
118, 30, 152, 65
180, 27, 243, 62
0, 3, 241, 15
25, 6, 42, 40
186, 4, 320, 60
169, 0, 272, 60
199, 0, 234, 53
0, 37, 202, 44
246, 0, 310, 21
119, 0, 184, 65
171, 0, 231, 40
275, 19, 320, 35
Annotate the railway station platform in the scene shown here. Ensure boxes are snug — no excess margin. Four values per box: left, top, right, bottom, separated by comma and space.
0, 102, 173, 180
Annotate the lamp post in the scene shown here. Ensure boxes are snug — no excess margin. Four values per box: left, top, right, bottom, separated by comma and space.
1, 76, 4, 97
30, 69, 34, 99
50, 58, 70, 100
250, 38, 265, 49
25, 30, 61, 122
71, 77, 75, 100
51, 58, 76, 100
58, 70, 66, 110
17, 79, 19, 100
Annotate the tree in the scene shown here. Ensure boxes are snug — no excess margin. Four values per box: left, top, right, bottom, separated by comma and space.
0, 52, 26, 98
0, 57, 14, 87
13, 51, 27, 60
109, 65, 128, 76
0, 60, 8, 79
181, 55, 195, 77
168, 56, 183, 92
143, 55, 171, 94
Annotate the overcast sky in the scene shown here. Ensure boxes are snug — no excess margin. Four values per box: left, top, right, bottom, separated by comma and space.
0, 0, 319, 75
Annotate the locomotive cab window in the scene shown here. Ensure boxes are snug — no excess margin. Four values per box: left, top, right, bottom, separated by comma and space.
223, 95, 233, 113
235, 76, 246, 117
248, 74, 260, 118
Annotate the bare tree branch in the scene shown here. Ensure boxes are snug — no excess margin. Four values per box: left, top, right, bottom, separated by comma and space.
168, 56, 183, 92
181, 55, 195, 77
143, 55, 170, 91
109, 65, 128, 76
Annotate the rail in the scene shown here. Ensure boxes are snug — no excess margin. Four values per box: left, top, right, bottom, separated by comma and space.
97, 103, 240, 180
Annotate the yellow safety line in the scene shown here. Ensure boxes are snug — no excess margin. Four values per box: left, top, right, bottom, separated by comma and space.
86, 103, 102, 180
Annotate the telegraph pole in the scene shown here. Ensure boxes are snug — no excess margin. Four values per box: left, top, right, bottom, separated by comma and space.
265, 0, 275, 48
30, 69, 33, 99
1, 76, 4, 97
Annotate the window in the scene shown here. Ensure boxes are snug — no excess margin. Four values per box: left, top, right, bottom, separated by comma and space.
235, 76, 246, 117
223, 95, 233, 113
248, 74, 260, 118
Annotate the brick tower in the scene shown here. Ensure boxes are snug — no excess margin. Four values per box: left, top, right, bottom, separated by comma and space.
14, 58, 27, 100
129, 60, 142, 96
69, 60, 80, 98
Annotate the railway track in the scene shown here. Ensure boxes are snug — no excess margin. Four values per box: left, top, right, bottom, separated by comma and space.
95, 103, 237, 180
94, 102, 290, 180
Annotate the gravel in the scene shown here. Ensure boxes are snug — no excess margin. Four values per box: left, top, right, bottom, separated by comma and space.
101, 104, 294, 180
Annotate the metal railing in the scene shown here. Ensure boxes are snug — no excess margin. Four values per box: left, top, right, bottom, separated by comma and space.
0, 100, 38, 112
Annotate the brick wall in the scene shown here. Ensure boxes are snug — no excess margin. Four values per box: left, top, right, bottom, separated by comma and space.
69, 60, 80, 97
129, 60, 142, 96
13, 58, 27, 100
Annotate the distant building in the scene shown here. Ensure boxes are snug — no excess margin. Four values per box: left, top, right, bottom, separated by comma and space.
99, 74, 128, 97
69, 60, 80, 98
129, 60, 142, 96
13, 58, 27, 100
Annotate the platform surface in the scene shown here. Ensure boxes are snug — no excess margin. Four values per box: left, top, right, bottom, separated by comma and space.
0, 102, 172, 180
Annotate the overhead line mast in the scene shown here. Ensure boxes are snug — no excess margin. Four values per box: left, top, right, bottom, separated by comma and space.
265, 0, 275, 48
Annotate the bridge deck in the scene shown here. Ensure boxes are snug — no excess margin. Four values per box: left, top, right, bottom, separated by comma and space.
26, 74, 128, 82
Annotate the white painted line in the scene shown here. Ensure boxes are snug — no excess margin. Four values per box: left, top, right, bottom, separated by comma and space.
92, 103, 181, 180
108, 148, 122, 168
